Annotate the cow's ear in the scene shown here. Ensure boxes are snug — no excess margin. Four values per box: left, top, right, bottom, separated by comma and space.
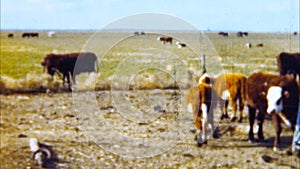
283, 90, 290, 98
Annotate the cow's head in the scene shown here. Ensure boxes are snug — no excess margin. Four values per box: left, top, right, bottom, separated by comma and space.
41, 58, 56, 76
266, 86, 283, 115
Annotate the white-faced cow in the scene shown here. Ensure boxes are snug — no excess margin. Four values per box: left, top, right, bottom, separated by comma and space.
199, 73, 247, 122
246, 72, 299, 151
41, 52, 97, 91
186, 83, 217, 147
157, 36, 173, 44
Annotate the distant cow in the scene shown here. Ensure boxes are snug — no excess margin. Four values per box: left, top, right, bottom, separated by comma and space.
237, 31, 248, 37
256, 43, 264, 47
157, 36, 173, 44
201, 73, 247, 122
176, 41, 187, 48
134, 32, 139, 36
218, 32, 229, 37
8, 33, 14, 38
186, 83, 217, 147
47, 31, 55, 38
22, 32, 39, 38
277, 52, 300, 81
246, 72, 299, 151
41, 52, 97, 91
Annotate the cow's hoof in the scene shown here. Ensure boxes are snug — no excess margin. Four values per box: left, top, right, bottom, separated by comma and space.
231, 117, 237, 122
273, 146, 280, 152
197, 142, 203, 147
238, 118, 243, 123
248, 135, 255, 143
212, 131, 220, 139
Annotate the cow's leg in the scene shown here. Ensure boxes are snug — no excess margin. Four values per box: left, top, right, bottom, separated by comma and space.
194, 116, 204, 147
272, 113, 282, 151
66, 72, 72, 91
257, 111, 265, 141
248, 106, 256, 142
62, 73, 66, 85
220, 99, 229, 120
230, 97, 238, 122
238, 96, 244, 123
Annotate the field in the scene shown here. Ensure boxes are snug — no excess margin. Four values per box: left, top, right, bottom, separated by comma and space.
1, 30, 300, 168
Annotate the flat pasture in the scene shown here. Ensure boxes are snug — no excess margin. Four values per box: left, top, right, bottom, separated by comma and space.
1, 31, 300, 168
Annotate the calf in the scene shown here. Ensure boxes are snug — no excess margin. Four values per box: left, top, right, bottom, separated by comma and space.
186, 83, 217, 147
200, 73, 247, 122
246, 72, 299, 151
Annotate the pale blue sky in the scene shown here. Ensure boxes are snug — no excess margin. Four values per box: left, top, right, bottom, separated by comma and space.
1, 0, 299, 32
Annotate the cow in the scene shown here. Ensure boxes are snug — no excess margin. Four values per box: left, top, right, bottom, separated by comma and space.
204, 73, 247, 122
218, 32, 229, 37
134, 32, 139, 36
245, 43, 252, 48
157, 36, 173, 44
22, 32, 39, 38
47, 31, 55, 38
246, 72, 299, 151
8, 33, 14, 38
41, 52, 98, 91
277, 52, 300, 82
186, 83, 217, 147
176, 41, 187, 48
256, 43, 264, 47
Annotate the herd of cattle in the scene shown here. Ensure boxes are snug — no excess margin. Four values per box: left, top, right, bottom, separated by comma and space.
8, 31, 299, 152
186, 52, 300, 152
7, 31, 56, 38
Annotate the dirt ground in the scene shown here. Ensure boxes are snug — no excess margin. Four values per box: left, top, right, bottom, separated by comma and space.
1, 90, 299, 169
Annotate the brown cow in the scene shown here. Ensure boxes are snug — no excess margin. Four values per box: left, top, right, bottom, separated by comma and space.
157, 36, 173, 44
200, 73, 247, 122
41, 52, 97, 91
246, 72, 299, 151
186, 83, 217, 147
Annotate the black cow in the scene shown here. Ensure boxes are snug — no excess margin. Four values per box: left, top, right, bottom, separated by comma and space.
277, 52, 300, 81
8, 33, 14, 38
41, 52, 97, 91
246, 72, 299, 151
22, 32, 39, 38
218, 32, 229, 37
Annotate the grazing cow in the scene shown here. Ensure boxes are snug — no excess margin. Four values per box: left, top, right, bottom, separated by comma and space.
245, 43, 252, 48
277, 52, 300, 81
218, 32, 229, 37
176, 41, 187, 48
293, 32, 298, 35
140, 31, 145, 35
246, 72, 299, 151
157, 36, 173, 44
134, 31, 139, 36
41, 52, 97, 91
8, 33, 14, 38
206, 73, 247, 122
186, 83, 217, 146
22, 32, 39, 38
47, 31, 55, 38
237, 32, 243, 37
256, 43, 264, 47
